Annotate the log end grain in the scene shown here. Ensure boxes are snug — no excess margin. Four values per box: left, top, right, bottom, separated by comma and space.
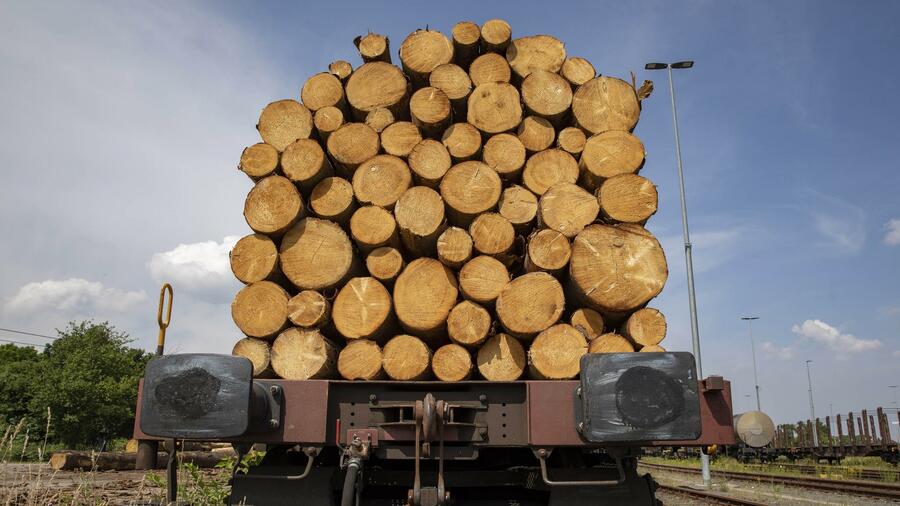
338, 339, 384, 380
440, 161, 502, 226
525, 228, 571, 274
477, 333, 525, 381
572, 76, 640, 135
350, 205, 399, 252
483, 133, 526, 179
467, 82, 522, 135
365, 107, 396, 133
280, 218, 355, 291
469, 52, 511, 87
496, 272, 565, 338
458, 255, 509, 304
345, 62, 408, 117
382, 334, 432, 380
400, 29, 454, 84
333, 277, 394, 341
436, 227, 474, 269
394, 186, 446, 256
517, 116, 555, 154
230, 233, 279, 284
243, 175, 304, 236
327, 122, 381, 173
432, 343, 473, 381
239, 143, 278, 179
538, 182, 600, 238
408, 139, 452, 187
569, 308, 604, 341
271, 327, 337, 380
329, 60, 354, 82
381, 121, 423, 158
232, 282, 289, 339
257, 99, 313, 152
498, 185, 538, 232
469, 212, 515, 257
506, 35, 566, 80
623, 307, 667, 347
522, 149, 579, 196
639, 344, 666, 352
232, 337, 272, 377
528, 324, 588, 379
393, 258, 459, 337
366, 246, 405, 284
310, 176, 355, 225
560, 57, 596, 88
430, 63, 472, 103
352, 154, 412, 209
597, 174, 658, 224
410, 86, 451, 136
301, 72, 345, 112
580, 131, 646, 186
314, 106, 345, 140
521, 69, 572, 122
441, 122, 482, 162
588, 332, 635, 353
480, 19, 512, 54
355, 33, 391, 63
447, 300, 491, 347
557, 126, 586, 156
287, 290, 331, 328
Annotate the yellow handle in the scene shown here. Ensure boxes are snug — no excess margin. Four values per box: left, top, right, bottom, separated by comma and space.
156, 283, 173, 355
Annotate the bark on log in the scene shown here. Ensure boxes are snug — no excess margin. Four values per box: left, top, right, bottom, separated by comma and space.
498, 185, 538, 233
231, 282, 289, 339
365, 107, 395, 133
365, 247, 404, 285
569, 224, 668, 313
310, 176, 356, 227
393, 258, 459, 339
329, 60, 354, 83
280, 218, 357, 291
271, 327, 338, 380
597, 174, 658, 224
313, 106, 344, 142
243, 175, 304, 236
345, 62, 409, 120
282, 138, 333, 191
436, 227, 473, 269
429, 63, 472, 118
447, 300, 491, 347
480, 19, 512, 54
517, 116, 555, 154
394, 186, 446, 256
287, 290, 331, 328
440, 161, 502, 227
326, 122, 381, 176
570, 308, 604, 341
572, 76, 640, 135
458, 255, 509, 304
522, 149, 579, 196
239, 143, 278, 180
301, 72, 346, 112
538, 182, 600, 238
579, 131, 646, 190
257, 99, 313, 152
560, 57, 595, 88
469, 212, 515, 257
441, 122, 482, 162
338, 339, 384, 380
382, 334, 432, 380
432, 343, 473, 381
354, 33, 391, 63
232, 337, 273, 377
400, 29, 454, 87
469, 53, 511, 87
381, 121, 422, 158
483, 133, 526, 180
524, 228, 571, 276
622, 307, 667, 347
528, 324, 588, 380
410, 87, 452, 138
639, 344, 666, 352
467, 82, 522, 135
408, 139, 451, 187
451, 21, 481, 69
506, 35, 566, 81
588, 332, 635, 353
352, 154, 412, 209
477, 333, 525, 381
230, 233, 280, 284
521, 70, 572, 126
333, 277, 395, 342
557, 127, 586, 156
496, 272, 565, 338
350, 205, 401, 253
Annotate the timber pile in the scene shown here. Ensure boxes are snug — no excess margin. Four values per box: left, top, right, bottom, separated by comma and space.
230, 19, 671, 382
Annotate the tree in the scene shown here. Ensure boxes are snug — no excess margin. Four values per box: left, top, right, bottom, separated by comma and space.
0, 343, 43, 424
29, 321, 151, 448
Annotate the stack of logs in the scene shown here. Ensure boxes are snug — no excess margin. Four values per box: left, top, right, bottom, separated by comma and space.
230, 19, 669, 382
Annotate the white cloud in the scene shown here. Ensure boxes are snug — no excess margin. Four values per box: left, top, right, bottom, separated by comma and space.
660, 225, 750, 274
799, 188, 866, 255
884, 219, 900, 246
760, 341, 795, 360
2, 278, 146, 316
791, 319, 881, 354
147, 236, 241, 297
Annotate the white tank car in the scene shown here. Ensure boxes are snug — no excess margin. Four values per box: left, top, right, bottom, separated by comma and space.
733, 411, 775, 448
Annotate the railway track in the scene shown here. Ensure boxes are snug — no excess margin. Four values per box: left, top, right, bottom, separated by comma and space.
752, 461, 900, 482
641, 461, 900, 501
656, 484, 767, 505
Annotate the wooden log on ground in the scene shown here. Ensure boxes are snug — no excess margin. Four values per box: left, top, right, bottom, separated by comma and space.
569, 224, 668, 313
326, 122, 380, 176
365, 107, 395, 133
366, 247, 404, 285
232, 337, 273, 377
352, 154, 412, 209
333, 277, 395, 342
579, 131, 646, 190
408, 139, 451, 187
350, 205, 400, 253
570, 308, 604, 341
557, 126, 586, 156
440, 161, 502, 227
483, 133, 526, 180
572, 76, 640, 135
560, 57, 595, 88
522, 149, 579, 196
441, 122, 482, 162
410, 87, 451, 138
458, 255, 509, 304
287, 290, 331, 328
597, 174, 658, 224
239, 143, 278, 180
354, 33, 391, 63
271, 327, 338, 380
394, 186, 446, 256
639, 344, 666, 352
498, 185, 538, 234
329, 60, 353, 83
521, 70, 572, 126
432, 343, 473, 382
257, 99, 313, 152
505, 35, 566, 81
588, 332, 635, 353
528, 324, 588, 379
338, 339, 384, 380
430, 63, 472, 118
301, 72, 346, 112
400, 29, 454, 87
517, 116, 555, 154
243, 175, 304, 236
313, 106, 344, 142
622, 308, 667, 347
383, 334, 432, 380
538, 182, 600, 238
496, 272, 565, 339
447, 300, 491, 347
280, 218, 357, 291
231, 281, 289, 339
451, 21, 480, 69
345, 62, 409, 120
476, 333, 525, 381
469, 52, 511, 87
282, 138, 333, 191
469, 213, 515, 257
310, 177, 356, 227
467, 82, 522, 135
480, 19, 512, 54
393, 258, 459, 339
436, 227, 473, 269
230, 233, 280, 284
524, 229, 570, 276
381, 121, 422, 158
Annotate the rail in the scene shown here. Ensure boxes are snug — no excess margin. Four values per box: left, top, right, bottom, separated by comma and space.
655, 484, 767, 506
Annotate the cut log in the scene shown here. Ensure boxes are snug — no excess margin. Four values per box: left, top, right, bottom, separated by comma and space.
243, 175, 304, 236
338, 339, 384, 380
271, 327, 338, 380
313, 106, 344, 142
345, 62, 409, 120
525, 228, 571, 275
639, 344, 666, 353
569, 224, 668, 313
441, 122, 482, 162
572, 76, 640, 135
517, 116, 555, 154
280, 218, 357, 291
326, 122, 380, 176
333, 277, 395, 342
483, 133, 526, 180
521, 70, 572, 126
451, 21, 481, 69
467, 82, 522, 135
528, 324, 588, 379
410, 87, 451, 138
400, 29, 454, 87
469, 212, 515, 257
350, 205, 400, 253
495, 272, 565, 338
282, 138, 334, 191
588, 332, 635, 353
557, 126, 586, 156
230, 233, 280, 284
408, 139, 451, 187
597, 174, 658, 224
440, 161, 502, 227
622, 308, 667, 347
239, 143, 278, 179
257, 99, 313, 152
560, 57, 595, 88
231, 281, 289, 339
458, 255, 509, 304
477, 333, 525, 381
429, 63, 472, 117
468, 53, 511, 87
394, 186, 446, 256
301, 72, 346, 112
393, 258, 459, 339
365, 107, 395, 133
579, 131, 646, 190
352, 154, 412, 209
447, 300, 491, 347
570, 308, 604, 341
506, 35, 566, 81
366, 246, 405, 285
310, 176, 356, 227
480, 19, 512, 54
436, 227, 473, 269
432, 343, 473, 382
329, 60, 354, 83
287, 290, 331, 328
383, 334, 432, 380
354, 33, 391, 63
381, 121, 423, 158
538, 182, 600, 238
498, 185, 538, 233
522, 149, 579, 196
232, 337, 273, 377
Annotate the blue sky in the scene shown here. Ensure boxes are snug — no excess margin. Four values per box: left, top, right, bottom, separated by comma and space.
0, 1, 898, 431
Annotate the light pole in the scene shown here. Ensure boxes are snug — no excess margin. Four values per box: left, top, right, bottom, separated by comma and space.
741, 316, 761, 411
644, 60, 710, 487
890, 385, 898, 441
806, 360, 817, 446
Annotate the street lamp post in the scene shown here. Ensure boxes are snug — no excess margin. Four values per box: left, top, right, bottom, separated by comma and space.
890, 385, 898, 441
806, 360, 817, 446
741, 316, 761, 411
644, 60, 711, 487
